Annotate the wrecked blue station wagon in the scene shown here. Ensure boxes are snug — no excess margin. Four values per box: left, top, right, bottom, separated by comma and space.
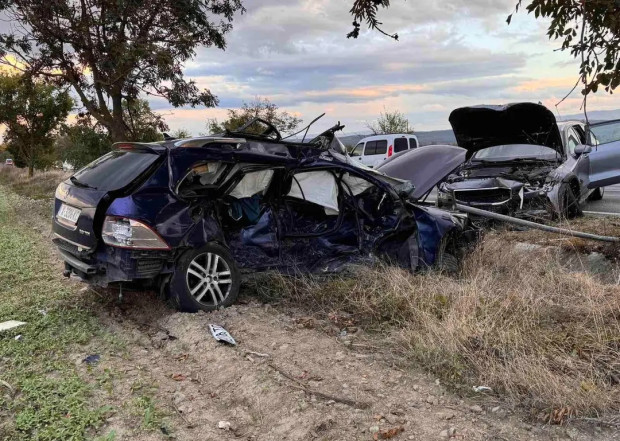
53, 119, 474, 312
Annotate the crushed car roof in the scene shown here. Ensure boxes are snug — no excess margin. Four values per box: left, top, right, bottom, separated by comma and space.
449, 102, 564, 158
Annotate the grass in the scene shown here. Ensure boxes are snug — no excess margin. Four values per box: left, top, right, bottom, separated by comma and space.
0, 188, 111, 440
0, 185, 174, 440
0, 167, 69, 200
3, 162, 619, 425
250, 236, 620, 422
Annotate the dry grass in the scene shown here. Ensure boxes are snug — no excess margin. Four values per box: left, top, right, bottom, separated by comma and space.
0, 167, 69, 199
251, 238, 620, 420
497, 216, 620, 261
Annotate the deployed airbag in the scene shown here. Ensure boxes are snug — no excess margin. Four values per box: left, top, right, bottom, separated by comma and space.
229, 169, 274, 199
288, 171, 339, 214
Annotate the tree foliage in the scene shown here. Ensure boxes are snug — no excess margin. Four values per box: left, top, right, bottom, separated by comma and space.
122, 99, 168, 142
366, 109, 413, 135
0, 0, 244, 141
207, 98, 302, 135
510, 0, 620, 96
171, 128, 192, 139
57, 99, 165, 169
348, 0, 397, 40
0, 74, 72, 176
56, 114, 110, 170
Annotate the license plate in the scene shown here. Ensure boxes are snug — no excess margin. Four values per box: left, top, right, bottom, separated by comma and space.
57, 204, 81, 224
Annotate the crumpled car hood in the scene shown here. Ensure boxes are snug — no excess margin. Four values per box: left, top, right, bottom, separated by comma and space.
376, 145, 467, 199
449, 103, 564, 158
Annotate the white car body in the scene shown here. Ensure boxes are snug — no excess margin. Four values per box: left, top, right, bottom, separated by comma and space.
349, 134, 419, 168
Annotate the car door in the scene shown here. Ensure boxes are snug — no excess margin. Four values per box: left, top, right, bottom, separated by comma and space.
587, 120, 620, 188
171, 146, 282, 269
565, 125, 591, 197
276, 168, 358, 270
361, 140, 388, 168
359, 140, 376, 167
350, 142, 365, 164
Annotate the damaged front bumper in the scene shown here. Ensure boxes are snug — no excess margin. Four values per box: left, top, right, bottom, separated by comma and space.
437, 178, 552, 217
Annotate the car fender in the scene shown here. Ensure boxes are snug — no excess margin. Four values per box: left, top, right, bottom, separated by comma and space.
409, 204, 463, 267
545, 166, 581, 213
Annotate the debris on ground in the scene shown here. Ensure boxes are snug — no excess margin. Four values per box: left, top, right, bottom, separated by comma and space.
473, 385, 492, 393
0, 320, 26, 332
217, 420, 232, 431
82, 354, 101, 365
374, 426, 405, 440
0, 380, 15, 395
209, 324, 236, 345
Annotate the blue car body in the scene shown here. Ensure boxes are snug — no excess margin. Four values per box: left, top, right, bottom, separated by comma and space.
52, 123, 471, 299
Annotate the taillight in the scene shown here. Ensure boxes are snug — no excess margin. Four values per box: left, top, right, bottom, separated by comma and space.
102, 216, 170, 250
387, 145, 393, 157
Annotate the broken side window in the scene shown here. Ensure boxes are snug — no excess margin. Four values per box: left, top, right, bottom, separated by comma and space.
176, 161, 229, 196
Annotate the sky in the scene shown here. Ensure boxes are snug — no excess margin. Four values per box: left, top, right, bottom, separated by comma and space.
153, 0, 619, 137
1, 0, 618, 139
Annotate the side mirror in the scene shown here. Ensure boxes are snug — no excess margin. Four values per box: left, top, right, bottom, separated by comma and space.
574, 144, 592, 155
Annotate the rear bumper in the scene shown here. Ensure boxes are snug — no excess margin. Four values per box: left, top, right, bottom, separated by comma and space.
54, 236, 173, 286
59, 249, 97, 275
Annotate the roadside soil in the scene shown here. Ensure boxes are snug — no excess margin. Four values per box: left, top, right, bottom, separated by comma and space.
10, 191, 620, 441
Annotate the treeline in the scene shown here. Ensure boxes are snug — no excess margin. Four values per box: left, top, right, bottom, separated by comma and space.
0, 73, 169, 175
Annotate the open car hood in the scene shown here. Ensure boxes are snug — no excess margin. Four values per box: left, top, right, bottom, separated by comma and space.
376, 145, 466, 199
449, 103, 564, 158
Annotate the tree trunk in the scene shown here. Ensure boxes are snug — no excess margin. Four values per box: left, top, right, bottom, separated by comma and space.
110, 92, 127, 142
28, 159, 34, 177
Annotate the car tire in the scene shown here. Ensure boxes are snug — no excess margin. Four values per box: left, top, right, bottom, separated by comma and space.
168, 243, 241, 313
434, 234, 460, 274
588, 187, 604, 201
556, 183, 583, 219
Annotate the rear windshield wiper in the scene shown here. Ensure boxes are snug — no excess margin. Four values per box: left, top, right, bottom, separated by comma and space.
70, 176, 97, 189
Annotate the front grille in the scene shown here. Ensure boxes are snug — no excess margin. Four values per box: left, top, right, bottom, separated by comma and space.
454, 187, 512, 205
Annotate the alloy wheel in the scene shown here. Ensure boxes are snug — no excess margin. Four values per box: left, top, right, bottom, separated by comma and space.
185, 252, 233, 306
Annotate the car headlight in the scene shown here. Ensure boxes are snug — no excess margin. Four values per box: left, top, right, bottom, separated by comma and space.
102, 217, 170, 250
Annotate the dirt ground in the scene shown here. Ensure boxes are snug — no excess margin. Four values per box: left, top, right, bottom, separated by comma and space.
11, 193, 620, 441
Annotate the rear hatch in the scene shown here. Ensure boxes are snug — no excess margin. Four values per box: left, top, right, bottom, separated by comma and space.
53, 145, 165, 252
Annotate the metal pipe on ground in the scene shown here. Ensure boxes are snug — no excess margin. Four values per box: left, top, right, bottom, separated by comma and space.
455, 203, 620, 243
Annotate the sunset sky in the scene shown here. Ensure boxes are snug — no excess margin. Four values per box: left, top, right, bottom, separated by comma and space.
3, 0, 619, 137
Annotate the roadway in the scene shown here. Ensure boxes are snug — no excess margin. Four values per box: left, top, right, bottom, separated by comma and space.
584, 184, 620, 216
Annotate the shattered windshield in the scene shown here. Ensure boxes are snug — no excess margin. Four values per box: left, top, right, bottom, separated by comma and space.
472, 144, 560, 162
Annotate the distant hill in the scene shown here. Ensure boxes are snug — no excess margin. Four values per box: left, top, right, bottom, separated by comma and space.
557, 109, 620, 123
332, 108, 619, 148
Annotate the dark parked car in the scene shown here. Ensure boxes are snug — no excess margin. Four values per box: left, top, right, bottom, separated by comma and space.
53, 119, 473, 312
433, 103, 620, 218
